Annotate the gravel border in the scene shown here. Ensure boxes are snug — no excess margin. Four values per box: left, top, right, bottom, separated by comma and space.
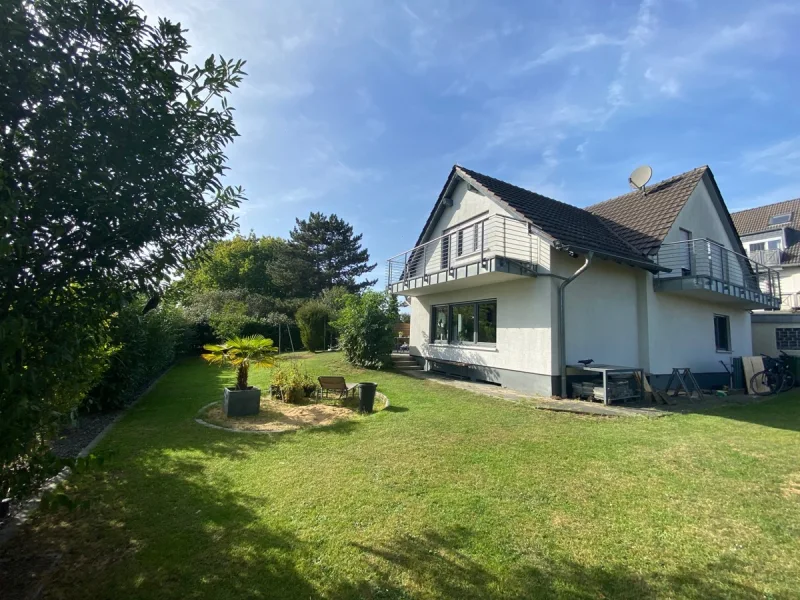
0, 366, 174, 548
194, 391, 390, 434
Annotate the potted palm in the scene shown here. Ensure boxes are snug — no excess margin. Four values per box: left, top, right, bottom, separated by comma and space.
202, 335, 278, 417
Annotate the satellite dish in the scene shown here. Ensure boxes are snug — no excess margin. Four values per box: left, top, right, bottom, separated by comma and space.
628, 165, 653, 193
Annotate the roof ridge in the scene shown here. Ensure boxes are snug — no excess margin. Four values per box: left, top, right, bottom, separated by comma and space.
587, 165, 708, 211
456, 165, 656, 265
456, 166, 580, 213
731, 196, 800, 216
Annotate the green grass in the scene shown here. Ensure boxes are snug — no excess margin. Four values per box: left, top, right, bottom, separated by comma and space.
4, 353, 800, 599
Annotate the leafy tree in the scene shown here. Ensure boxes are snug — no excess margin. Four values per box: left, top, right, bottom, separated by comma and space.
295, 300, 332, 351
179, 234, 288, 297
1, 0, 245, 497
289, 212, 377, 296
333, 292, 399, 369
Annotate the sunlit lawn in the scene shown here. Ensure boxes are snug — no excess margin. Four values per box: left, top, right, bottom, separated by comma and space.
3, 352, 800, 599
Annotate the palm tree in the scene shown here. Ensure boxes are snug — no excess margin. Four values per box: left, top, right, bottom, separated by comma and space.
202, 335, 278, 389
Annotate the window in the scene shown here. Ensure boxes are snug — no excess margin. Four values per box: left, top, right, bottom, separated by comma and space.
749, 242, 765, 252
430, 299, 497, 345
679, 228, 692, 272
768, 239, 782, 250
457, 230, 464, 257
440, 236, 450, 270
776, 328, 800, 350
769, 213, 791, 226
450, 304, 475, 343
477, 301, 497, 343
433, 306, 448, 342
473, 223, 480, 252
714, 315, 731, 352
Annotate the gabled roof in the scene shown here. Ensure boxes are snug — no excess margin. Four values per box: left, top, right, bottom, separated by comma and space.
414, 164, 731, 274
455, 167, 658, 270
731, 198, 800, 236
587, 166, 708, 256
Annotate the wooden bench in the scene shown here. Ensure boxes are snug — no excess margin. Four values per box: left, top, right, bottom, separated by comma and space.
318, 376, 358, 401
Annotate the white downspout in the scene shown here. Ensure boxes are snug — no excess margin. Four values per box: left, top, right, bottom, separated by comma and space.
558, 252, 594, 398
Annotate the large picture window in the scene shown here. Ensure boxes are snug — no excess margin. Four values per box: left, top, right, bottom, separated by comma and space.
433, 306, 448, 342
431, 299, 496, 345
478, 301, 496, 343
450, 304, 475, 343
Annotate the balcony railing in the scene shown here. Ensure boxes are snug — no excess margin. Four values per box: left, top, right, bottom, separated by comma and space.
654, 238, 781, 307
386, 214, 539, 291
748, 248, 782, 267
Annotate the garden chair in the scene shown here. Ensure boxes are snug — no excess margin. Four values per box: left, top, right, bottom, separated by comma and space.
318, 376, 358, 403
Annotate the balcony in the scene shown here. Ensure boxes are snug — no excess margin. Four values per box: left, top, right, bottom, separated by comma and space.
748, 248, 782, 267
654, 239, 781, 309
386, 214, 540, 296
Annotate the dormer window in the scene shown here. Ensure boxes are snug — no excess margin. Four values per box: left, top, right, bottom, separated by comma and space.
769, 213, 791, 226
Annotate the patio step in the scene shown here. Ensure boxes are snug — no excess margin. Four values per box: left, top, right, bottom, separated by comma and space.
391, 355, 422, 370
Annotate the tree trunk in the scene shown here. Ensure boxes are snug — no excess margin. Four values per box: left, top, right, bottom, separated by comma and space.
236, 363, 249, 389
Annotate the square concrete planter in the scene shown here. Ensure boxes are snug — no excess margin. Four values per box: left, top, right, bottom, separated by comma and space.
223, 387, 261, 417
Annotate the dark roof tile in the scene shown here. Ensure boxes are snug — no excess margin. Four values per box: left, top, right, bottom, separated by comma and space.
586, 166, 708, 256
456, 166, 655, 268
731, 198, 800, 236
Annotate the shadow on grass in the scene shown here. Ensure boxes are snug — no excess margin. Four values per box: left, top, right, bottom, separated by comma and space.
333, 526, 777, 600
698, 392, 800, 432
0, 452, 317, 600
383, 405, 409, 413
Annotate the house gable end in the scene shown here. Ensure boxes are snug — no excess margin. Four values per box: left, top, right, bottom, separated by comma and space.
663, 170, 748, 255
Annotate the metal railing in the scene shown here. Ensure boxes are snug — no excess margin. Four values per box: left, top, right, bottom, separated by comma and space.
748, 248, 782, 267
385, 214, 539, 288
781, 292, 800, 311
655, 238, 781, 298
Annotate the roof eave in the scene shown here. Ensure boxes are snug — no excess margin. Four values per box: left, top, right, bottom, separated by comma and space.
554, 242, 669, 274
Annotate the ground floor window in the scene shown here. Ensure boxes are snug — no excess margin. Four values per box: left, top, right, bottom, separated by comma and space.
714, 314, 731, 352
431, 299, 496, 345
776, 327, 800, 350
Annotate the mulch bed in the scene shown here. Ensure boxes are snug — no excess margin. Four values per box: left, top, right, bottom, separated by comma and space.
199, 396, 378, 432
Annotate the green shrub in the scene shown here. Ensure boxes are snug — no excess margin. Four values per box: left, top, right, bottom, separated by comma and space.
270, 361, 317, 402
333, 291, 398, 369
296, 300, 332, 351
82, 299, 189, 412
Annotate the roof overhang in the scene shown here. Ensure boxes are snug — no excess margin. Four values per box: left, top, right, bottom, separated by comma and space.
553, 242, 669, 273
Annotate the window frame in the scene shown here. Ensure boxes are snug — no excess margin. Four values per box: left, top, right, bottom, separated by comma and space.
714, 314, 731, 353
430, 299, 497, 347
769, 213, 792, 226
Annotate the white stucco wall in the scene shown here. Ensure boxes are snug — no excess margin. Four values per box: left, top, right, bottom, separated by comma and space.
751, 321, 800, 357
662, 176, 740, 251
775, 265, 800, 309
552, 252, 643, 368
409, 276, 556, 376
643, 285, 752, 374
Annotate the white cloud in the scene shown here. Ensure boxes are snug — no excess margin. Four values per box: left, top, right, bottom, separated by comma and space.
742, 137, 800, 176
513, 33, 622, 72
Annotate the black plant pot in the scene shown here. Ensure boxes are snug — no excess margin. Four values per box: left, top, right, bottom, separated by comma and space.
358, 383, 378, 414
223, 387, 261, 417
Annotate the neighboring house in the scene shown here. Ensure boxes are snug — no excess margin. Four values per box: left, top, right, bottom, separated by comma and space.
732, 199, 800, 311
386, 165, 781, 397
732, 199, 800, 356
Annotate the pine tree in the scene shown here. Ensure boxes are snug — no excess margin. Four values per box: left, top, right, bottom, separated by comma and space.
289, 212, 377, 295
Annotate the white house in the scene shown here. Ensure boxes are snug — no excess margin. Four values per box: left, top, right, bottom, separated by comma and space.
386, 165, 781, 397
732, 199, 800, 356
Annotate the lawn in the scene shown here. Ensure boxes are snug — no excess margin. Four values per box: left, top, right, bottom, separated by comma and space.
3, 353, 800, 599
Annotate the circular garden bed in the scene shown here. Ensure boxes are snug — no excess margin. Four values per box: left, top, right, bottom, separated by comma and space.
196, 392, 389, 434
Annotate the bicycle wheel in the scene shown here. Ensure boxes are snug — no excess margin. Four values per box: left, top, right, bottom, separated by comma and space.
750, 370, 779, 396
780, 371, 795, 392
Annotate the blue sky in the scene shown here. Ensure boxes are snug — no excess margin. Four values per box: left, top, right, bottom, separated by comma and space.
140, 0, 800, 283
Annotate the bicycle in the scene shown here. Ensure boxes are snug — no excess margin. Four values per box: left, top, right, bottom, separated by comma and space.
750, 350, 795, 396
